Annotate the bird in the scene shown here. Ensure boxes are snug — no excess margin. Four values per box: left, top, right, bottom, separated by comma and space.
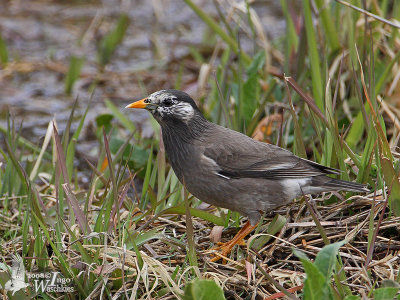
125, 89, 368, 260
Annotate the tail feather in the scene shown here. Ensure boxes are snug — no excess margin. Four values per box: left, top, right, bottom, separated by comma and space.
321, 178, 369, 193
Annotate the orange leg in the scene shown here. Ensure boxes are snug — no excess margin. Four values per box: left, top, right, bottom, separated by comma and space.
210, 221, 258, 262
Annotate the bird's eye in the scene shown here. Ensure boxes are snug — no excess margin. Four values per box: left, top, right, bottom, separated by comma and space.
163, 98, 174, 107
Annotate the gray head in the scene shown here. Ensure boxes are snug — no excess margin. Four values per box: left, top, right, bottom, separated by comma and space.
126, 89, 202, 125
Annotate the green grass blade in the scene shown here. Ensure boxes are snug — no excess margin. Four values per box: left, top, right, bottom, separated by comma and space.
106, 99, 136, 132
302, 0, 324, 110
65, 55, 84, 95
0, 32, 8, 65
314, 0, 340, 51
163, 206, 225, 226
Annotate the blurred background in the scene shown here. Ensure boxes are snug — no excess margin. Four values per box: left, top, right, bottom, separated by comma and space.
0, 0, 286, 140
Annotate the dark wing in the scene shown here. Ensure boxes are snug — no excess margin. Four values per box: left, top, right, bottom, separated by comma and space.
203, 125, 339, 180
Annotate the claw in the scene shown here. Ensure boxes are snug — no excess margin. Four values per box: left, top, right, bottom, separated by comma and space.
209, 221, 257, 262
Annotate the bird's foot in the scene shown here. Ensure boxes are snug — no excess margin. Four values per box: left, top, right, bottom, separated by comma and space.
210, 240, 244, 262
209, 221, 257, 263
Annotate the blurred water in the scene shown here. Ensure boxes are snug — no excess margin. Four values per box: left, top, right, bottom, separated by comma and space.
0, 0, 286, 144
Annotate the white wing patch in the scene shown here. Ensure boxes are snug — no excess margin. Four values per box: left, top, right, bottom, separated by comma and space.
201, 154, 230, 179
281, 178, 310, 199
217, 173, 230, 179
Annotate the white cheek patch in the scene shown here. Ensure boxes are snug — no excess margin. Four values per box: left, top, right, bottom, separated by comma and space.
172, 102, 195, 122
156, 103, 194, 121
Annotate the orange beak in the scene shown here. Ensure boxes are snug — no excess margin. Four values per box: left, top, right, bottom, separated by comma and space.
125, 98, 148, 109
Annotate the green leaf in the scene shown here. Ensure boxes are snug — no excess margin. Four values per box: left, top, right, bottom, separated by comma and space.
126, 228, 161, 247
246, 50, 265, 76
251, 214, 286, 251
302, 0, 323, 111
183, 279, 226, 300
0, 32, 8, 65
294, 249, 332, 300
109, 137, 149, 169
314, 240, 346, 278
313, 0, 340, 51
343, 296, 361, 300
381, 280, 400, 288
373, 287, 400, 300
96, 114, 114, 128
345, 110, 365, 149
242, 72, 259, 124
65, 55, 84, 95
163, 205, 225, 226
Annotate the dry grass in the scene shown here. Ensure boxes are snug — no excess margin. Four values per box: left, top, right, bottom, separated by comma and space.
1, 179, 398, 299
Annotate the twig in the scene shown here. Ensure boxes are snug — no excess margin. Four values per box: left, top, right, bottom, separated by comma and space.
335, 0, 400, 29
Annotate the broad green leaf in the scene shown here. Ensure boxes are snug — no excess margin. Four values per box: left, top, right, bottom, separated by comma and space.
381, 280, 400, 288
251, 214, 286, 251
314, 240, 346, 278
373, 287, 399, 300
96, 114, 114, 129
183, 278, 225, 300
294, 249, 332, 300
125, 228, 161, 247
346, 110, 365, 149
109, 137, 149, 169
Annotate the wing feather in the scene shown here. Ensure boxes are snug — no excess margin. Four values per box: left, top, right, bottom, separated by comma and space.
203, 124, 339, 180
